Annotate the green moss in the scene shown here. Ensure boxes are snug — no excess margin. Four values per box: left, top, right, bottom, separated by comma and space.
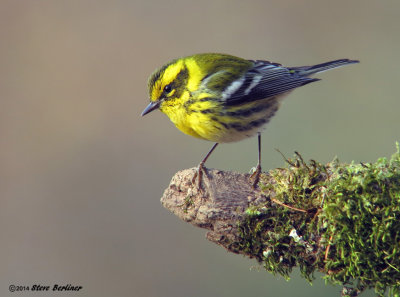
321, 144, 400, 296
236, 144, 400, 296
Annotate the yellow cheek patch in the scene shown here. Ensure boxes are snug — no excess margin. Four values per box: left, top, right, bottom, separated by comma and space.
167, 89, 176, 97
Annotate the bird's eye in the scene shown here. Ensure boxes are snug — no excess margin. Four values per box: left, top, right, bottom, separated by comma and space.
163, 84, 172, 93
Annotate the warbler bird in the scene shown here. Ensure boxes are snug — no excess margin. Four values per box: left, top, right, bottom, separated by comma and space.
141, 53, 358, 187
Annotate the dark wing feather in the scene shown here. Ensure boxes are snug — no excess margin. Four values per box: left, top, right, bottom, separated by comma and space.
223, 60, 319, 106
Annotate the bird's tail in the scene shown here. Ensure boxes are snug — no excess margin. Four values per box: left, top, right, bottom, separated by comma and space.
289, 59, 359, 76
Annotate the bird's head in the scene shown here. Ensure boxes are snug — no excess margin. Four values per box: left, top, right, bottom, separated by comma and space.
141, 59, 189, 116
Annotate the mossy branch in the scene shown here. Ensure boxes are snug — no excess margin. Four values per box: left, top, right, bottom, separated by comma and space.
161, 144, 400, 297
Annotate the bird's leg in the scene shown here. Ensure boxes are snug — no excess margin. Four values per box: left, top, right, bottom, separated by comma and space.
192, 143, 219, 188
250, 133, 262, 188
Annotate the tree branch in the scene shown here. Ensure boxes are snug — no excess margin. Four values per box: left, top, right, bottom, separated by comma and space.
161, 147, 400, 297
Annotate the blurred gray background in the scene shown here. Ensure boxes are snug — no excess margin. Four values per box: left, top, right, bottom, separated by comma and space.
1, 1, 399, 296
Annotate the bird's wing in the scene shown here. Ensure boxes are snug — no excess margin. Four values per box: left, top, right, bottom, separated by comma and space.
221, 60, 319, 106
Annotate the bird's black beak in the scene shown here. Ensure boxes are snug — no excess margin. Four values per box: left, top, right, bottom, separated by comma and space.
141, 101, 160, 116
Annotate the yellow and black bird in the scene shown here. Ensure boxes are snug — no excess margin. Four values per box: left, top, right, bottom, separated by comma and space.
141, 53, 358, 187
